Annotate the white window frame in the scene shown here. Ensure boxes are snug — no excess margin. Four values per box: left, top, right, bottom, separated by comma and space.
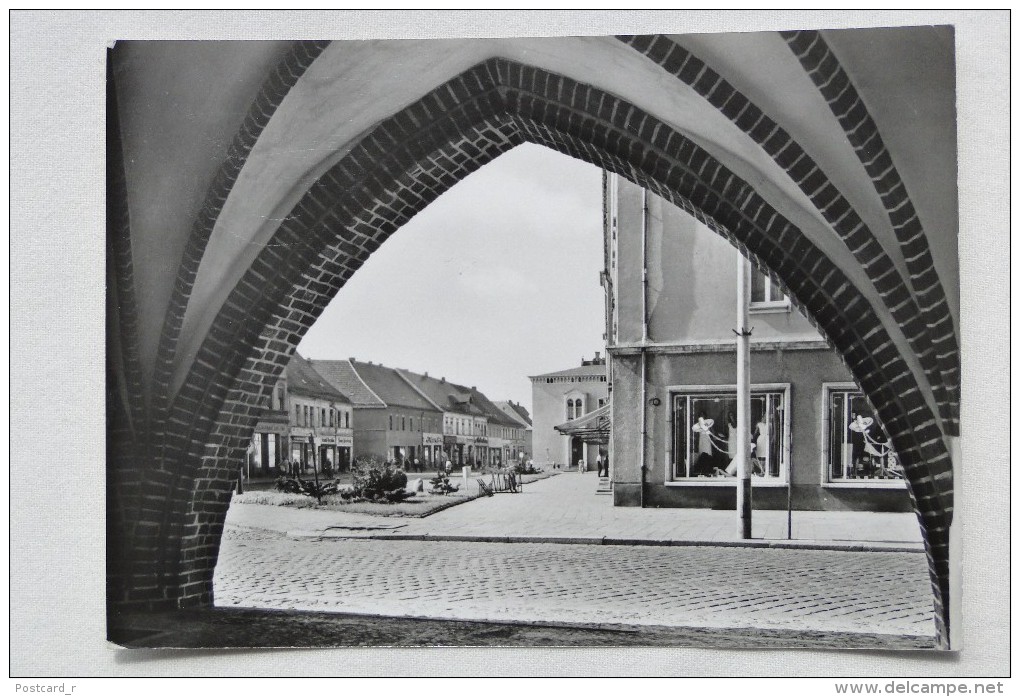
748, 265, 791, 314
820, 382, 905, 489
663, 382, 791, 487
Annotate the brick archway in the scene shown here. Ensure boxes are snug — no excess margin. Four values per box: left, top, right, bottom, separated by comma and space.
109, 56, 954, 643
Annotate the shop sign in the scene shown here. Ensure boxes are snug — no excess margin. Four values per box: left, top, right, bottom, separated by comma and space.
443, 435, 458, 445
255, 422, 288, 435
317, 434, 354, 446
474, 437, 488, 444
423, 433, 444, 446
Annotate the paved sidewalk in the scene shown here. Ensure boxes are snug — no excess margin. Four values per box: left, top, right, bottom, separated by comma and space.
225, 471, 925, 551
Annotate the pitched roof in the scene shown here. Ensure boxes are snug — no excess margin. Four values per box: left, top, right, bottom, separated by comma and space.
349, 361, 441, 412
468, 388, 521, 427
529, 363, 608, 380
396, 369, 488, 417
286, 353, 351, 403
309, 359, 385, 408
494, 400, 532, 427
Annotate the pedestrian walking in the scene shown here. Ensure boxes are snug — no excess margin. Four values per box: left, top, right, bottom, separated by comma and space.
577, 457, 585, 473
595, 453, 603, 476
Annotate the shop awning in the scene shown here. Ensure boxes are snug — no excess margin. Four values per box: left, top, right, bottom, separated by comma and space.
554, 403, 611, 444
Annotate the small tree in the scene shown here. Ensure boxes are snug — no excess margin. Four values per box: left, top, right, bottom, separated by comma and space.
428, 471, 460, 495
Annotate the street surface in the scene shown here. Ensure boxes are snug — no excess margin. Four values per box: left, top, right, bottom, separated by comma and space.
214, 526, 936, 641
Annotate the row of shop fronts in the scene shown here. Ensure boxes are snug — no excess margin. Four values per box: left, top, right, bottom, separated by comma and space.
246, 355, 533, 478
247, 429, 354, 477
388, 435, 526, 470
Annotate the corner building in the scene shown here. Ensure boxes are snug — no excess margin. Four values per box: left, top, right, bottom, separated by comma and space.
605, 174, 910, 512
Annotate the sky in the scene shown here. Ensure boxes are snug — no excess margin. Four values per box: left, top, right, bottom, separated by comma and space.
297, 143, 606, 412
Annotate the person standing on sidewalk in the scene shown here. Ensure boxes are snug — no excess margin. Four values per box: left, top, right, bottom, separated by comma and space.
577, 457, 585, 473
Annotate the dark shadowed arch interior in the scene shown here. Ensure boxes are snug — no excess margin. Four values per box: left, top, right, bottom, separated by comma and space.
107, 51, 956, 646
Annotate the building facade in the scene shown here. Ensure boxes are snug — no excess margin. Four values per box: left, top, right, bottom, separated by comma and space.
247, 353, 354, 477
246, 377, 290, 478
311, 359, 443, 468
397, 370, 494, 469
285, 354, 354, 474
467, 389, 524, 467
493, 400, 532, 464
530, 354, 610, 469
605, 174, 910, 511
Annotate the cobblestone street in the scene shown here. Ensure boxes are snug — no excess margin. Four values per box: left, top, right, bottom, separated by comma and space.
214, 526, 937, 644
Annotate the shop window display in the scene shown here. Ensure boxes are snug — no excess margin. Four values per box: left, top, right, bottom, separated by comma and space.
826, 389, 901, 481
670, 389, 786, 480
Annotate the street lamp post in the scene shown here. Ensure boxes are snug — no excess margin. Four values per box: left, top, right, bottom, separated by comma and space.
309, 433, 319, 489
330, 401, 338, 477
735, 255, 753, 539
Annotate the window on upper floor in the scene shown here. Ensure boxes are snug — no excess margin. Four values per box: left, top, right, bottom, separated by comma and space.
749, 265, 789, 310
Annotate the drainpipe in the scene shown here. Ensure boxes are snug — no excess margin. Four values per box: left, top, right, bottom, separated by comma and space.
639, 188, 649, 507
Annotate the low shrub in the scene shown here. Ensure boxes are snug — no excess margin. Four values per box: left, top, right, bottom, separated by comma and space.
275, 475, 342, 504
351, 460, 414, 503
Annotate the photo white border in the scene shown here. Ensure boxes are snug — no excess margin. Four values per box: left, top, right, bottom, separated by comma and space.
9, 9, 1009, 677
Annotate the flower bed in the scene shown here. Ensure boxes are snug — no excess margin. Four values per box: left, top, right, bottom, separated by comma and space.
232, 469, 560, 517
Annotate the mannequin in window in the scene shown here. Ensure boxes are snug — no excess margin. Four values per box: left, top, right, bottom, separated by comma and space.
848, 413, 874, 478
753, 416, 768, 476
691, 412, 715, 476
723, 410, 739, 476
852, 414, 877, 479
720, 410, 761, 477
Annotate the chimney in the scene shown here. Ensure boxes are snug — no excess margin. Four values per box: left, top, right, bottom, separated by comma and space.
440, 377, 445, 383
595, 351, 602, 362
424, 371, 428, 378
349, 357, 355, 363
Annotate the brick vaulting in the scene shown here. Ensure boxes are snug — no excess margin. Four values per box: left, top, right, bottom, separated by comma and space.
106, 38, 958, 644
